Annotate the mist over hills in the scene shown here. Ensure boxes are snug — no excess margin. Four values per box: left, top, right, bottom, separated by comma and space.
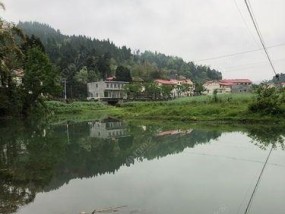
18, 21, 222, 98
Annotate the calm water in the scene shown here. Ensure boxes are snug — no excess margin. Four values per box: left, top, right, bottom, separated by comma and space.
0, 119, 285, 214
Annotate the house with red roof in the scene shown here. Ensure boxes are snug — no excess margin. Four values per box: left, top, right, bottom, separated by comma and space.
203, 79, 252, 94
154, 78, 194, 97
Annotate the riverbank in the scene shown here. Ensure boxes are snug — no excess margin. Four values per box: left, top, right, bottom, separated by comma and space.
45, 93, 285, 124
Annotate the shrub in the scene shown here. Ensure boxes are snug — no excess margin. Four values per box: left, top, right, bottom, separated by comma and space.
248, 85, 285, 115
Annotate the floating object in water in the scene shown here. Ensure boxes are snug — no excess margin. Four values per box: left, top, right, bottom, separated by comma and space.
91, 205, 127, 213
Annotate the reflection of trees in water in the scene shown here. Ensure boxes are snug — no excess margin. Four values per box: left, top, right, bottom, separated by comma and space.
1, 120, 284, 213
246, 126, 285, 150
0, 120, 66, 214
0, 180, 35, 214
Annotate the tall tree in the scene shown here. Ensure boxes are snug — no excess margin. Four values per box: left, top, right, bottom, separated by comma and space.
21, 48, 60, 115
0, 20, 26, 115
115, 66, 132, 82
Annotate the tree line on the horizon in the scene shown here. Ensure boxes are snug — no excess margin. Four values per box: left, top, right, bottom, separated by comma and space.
17, 21, 223, 99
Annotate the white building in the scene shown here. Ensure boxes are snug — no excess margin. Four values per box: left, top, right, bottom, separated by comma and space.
87, 80, 128, 101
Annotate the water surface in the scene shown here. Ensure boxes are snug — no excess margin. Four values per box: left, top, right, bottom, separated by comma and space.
0, 119, 284, 214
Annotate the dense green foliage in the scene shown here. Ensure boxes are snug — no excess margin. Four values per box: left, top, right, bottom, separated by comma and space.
0, 19, 59, 117
115, 65, 132, 82
17, 21, 222, 99
249, 85, 285, 115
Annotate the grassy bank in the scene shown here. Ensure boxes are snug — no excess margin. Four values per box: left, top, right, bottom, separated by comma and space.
45, 101, 119, 123
46, 93, 285, 123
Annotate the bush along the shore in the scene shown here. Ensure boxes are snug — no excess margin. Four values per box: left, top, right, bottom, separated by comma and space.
249, 85, 285, 115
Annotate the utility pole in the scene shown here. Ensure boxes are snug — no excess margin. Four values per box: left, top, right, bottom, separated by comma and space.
62, 78, 67, 102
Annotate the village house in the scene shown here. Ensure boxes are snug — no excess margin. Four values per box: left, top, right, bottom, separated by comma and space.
87, 80, 128, 101
203, 81, 224, 94
203, 79, 252, 94
154, 78, 194, 97
0, 69, 24, 88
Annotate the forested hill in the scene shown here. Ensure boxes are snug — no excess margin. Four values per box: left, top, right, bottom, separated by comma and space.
18, 21, 222, 97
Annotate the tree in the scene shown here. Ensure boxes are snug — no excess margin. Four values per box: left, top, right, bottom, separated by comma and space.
248, 84, 285, 115
144, 82, 161, 100
194, 83, 205, 95
161, 85, 173, 99
124, 83, 142, 99
75, 66, 88, 84
97, 53, 111, 79
115, 65, 132, 82
21, 48, 60, 115
0, 20, 26, 115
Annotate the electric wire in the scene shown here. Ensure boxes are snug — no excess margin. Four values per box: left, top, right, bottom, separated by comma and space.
221, 57, 285, 72
244, 145, 274, 214
194, 43, 285, 62
244, 0, 278, 76
233, 0, 260, 47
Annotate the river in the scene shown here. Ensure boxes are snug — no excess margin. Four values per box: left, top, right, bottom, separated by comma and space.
0, 118, 284, 214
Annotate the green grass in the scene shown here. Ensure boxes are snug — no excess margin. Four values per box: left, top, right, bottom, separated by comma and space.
45, 93, 284, 123
46, 101, 110, 114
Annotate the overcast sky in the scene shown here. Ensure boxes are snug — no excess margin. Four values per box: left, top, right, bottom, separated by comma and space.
1, 0, 285, 81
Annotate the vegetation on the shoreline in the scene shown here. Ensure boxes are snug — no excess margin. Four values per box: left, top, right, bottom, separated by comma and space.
44, 87, 285, 123
45, 92, 285, 123
0, 18, 59, 117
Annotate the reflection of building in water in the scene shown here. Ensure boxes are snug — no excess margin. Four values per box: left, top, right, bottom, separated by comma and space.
89, 118, 128, 139
156, 129, 193, 137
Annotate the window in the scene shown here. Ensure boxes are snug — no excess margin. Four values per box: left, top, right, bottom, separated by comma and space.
96, 84, 98, 88
107, 83, 109, 88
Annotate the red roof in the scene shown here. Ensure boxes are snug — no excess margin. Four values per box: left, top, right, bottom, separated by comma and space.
220, 82, 234, 86
220, 79, 252, 84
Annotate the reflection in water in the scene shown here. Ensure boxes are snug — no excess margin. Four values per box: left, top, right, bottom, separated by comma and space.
89, 118, 128, 139
0, 119, 284, 213
247, 126, 285, 149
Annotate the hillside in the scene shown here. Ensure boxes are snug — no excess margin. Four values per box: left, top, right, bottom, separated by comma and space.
18, 21, 222, 98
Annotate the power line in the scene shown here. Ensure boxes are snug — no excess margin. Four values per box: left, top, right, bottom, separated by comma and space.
221, 57, 285, 72
244, 145, 273, 214
244, 0, 278, 76
194, 43, 285, 62
233, 0, 260, 47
